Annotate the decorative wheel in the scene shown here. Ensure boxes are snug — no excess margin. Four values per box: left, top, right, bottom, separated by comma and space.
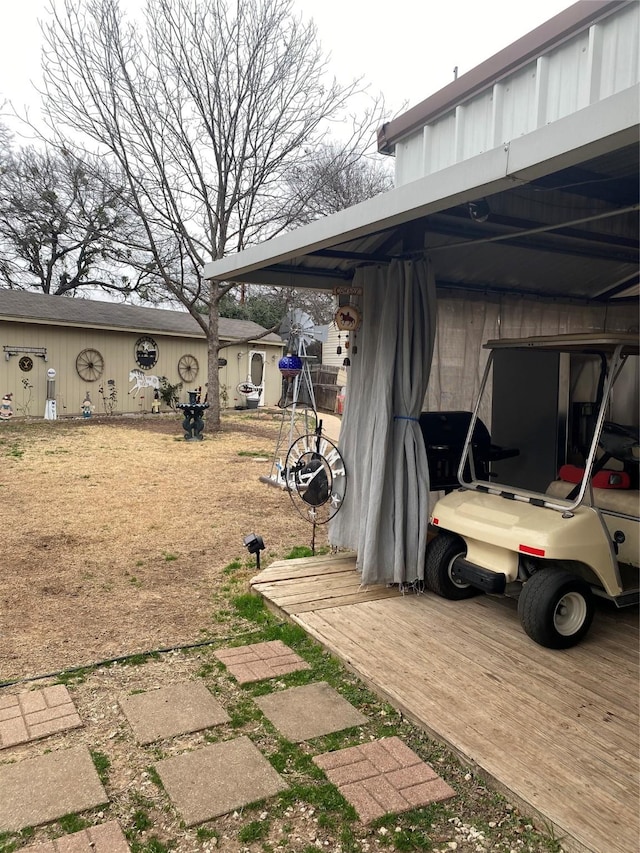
284, 431, 346, 525
76, 348, 105, 381
178, 354, 199, 382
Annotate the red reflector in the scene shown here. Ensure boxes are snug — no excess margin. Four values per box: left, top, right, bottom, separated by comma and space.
519, 544, 545, 556
432, 518, 439, 525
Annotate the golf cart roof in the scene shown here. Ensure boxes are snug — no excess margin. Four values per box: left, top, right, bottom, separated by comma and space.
484, 332, 640, 356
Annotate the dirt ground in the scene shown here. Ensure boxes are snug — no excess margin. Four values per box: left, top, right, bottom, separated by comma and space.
0, 411, 329, 683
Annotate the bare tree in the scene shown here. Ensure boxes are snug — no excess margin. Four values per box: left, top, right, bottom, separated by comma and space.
0, 145, 138, 295
286, 142, 394, 225
220, 145, 394, 329
39, 0, 385, 428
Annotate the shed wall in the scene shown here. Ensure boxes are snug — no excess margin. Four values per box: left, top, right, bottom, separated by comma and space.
0, 321, 283, 417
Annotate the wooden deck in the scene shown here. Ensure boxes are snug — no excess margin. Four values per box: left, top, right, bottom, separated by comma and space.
251, 553, 639, 853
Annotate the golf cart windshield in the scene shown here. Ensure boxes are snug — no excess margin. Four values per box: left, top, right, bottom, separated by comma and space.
457, 333, 639, 512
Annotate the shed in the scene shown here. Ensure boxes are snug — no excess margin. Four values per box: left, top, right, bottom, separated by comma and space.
0, 290, 284, 418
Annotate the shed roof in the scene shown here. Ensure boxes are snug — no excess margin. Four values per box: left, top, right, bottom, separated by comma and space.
0, 289, 282, 344
377, 0, 625, 154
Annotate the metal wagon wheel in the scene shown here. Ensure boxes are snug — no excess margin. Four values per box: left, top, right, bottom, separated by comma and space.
178, 353, 199, 382
75, 348, 105, 381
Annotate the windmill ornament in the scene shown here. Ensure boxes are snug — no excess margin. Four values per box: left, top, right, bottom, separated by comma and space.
334, 303, 361, 367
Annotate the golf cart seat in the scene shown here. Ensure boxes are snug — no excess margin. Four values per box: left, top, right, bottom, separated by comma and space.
546, 478, 640, 516
419, 411, 517, 492
546, 421, 640, 516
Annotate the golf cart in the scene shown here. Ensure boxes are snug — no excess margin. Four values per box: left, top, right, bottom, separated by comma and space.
425, 332, 639, 649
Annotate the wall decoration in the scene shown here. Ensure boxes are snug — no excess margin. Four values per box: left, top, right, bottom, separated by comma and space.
75, 348, 105, 381
134, 336, 158, 369
128, 369, 161, 397
177, 353, 199, 382
18, 356, 33, 372
334, 304, 361, 332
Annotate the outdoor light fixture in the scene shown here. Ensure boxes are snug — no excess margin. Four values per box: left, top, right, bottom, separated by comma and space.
468, 198, 490, 223
243, 533, 265, 570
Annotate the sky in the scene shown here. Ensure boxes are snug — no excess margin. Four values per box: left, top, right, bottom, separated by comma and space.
1, 0, 576, 129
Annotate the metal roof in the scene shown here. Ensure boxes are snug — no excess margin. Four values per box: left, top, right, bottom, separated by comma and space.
0, 289, 283, 344
203, 86, 639, 303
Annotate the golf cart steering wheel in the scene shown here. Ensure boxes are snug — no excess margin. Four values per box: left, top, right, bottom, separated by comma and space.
599, 421, 640, 465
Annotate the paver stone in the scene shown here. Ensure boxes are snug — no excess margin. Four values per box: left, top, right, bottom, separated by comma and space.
313, 737, 455, 823
214, 640, 310, 684
155, 735, 287, 826
0, 745, 108, 833
119, 681, 230, 744
21, 820, 130, 852
254, 681, 367, 742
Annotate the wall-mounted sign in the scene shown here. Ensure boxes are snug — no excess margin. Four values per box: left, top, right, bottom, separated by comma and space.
218, 358, 228, 368
18, 356, 33, 372
237, 381, 260, 395
134, 336, 159, 370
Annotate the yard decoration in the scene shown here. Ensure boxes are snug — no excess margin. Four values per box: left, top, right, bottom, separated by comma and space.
334, 302, 361, 366
284, 421, 347, 553
0, 392, 14, 420
261, 309, 319, 489
176, 390, 209, 441
81, 393, 95, 418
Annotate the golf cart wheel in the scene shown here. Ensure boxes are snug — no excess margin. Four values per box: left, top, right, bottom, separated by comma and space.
517, 568, 594, 649
425, 531, 480, 600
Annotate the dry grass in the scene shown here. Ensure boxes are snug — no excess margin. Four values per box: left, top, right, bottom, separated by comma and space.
0, 411, 328, 682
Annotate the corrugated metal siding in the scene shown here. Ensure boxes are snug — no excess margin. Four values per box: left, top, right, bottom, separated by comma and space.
397, 3, 639, 185
0, 321, 283, 417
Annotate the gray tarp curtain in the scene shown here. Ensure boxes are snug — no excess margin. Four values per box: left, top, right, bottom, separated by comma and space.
329, 258, 437, 585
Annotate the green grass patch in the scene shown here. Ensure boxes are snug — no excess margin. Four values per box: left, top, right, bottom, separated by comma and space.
55, 666, 93, 686
231, 593, 269, 623
146, 766, 164, 789
237, 449, 271, 457
285, 545, 314, 559
90, 750, 111, 785
0, 826, 35, 853
131, 809, 153, 833
58, 813, 90, 834
238, 819, 270, 843
162, 552, 178, 562
222, 559, 243, 574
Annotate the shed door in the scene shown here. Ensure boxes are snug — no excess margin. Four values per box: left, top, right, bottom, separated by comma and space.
249, 350, 266, 406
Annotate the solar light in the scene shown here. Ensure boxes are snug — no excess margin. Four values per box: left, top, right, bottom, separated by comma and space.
243, 533, 265, 570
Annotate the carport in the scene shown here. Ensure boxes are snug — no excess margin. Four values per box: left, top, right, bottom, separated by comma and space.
203, 4, 639, 849
204, 4, 639, 586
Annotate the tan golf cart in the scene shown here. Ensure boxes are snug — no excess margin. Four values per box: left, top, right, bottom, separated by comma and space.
424, 332, 639, 648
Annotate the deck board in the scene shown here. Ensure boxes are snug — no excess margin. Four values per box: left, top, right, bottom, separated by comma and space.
251, 555, 639, 853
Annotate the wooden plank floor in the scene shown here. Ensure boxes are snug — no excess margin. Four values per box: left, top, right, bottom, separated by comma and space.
251, 553, 639, 853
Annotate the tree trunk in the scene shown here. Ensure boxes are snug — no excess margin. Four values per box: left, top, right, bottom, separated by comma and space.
207, 281, 221, 430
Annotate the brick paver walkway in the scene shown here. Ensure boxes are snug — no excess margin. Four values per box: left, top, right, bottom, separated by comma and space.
313, 737, 455, 823
22, 820, 130, 852
0, 685, 82, 749
214, 640, 310, 683
0, 641, 458, 843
